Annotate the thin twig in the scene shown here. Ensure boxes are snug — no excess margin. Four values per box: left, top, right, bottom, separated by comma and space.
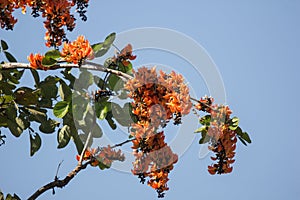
27, 161, 91, 200
111, 138, 136, 149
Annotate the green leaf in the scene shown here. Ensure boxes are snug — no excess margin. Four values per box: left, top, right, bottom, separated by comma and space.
59, 80, 72, 101
53, 101, 70, 118
15, 117, 26, 130
30, 133, 42, 156
237, 136, 247, 146
105, 111, 117, 130
0, 191, 3, 200
39, 76, 59, 99
92, 32, 116, 58
97, 158, 111, 170
111, 102, 133, 126
72, 94, 88, 121
76, 69, 93, 89
94, 75, 106, 88
1, 40, 8, 50
57, 125, 71, 148
7, 119, 23, 137
61, 68, 75, 88
194, 126, 207, 133
19, 112, 30, 130
26, 107, 47, 123
30, 69, 40, 86
14, 87, 39, 106
39, 119, 59, 134
41, 57, 57, 67
4, 52, 17, 62
92, 123, 103, 138
45, 49, 61, 59
104, 32, 116, 46
99, 103, 109, 120
229, 117, 239, 130
95, 101, 111, 120
199, 115, 211, 126
5, 194, 13, 200
12, 194, 21, 200
107, 74, 124, 92
236, 126, 251, 145
199, 130, 210, 144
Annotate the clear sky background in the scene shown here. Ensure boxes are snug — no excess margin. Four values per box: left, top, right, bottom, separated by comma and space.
1, 0, 300, 199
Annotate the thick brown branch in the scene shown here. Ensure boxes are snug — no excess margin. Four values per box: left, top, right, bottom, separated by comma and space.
27, 161, 91, 200
1, 61, 133, 80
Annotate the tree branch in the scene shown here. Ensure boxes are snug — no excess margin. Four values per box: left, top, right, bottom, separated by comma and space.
27, 161, 91, 200
1, 61, 133, 80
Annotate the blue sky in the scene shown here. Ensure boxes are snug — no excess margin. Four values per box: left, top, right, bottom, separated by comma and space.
1, 0, 300, 199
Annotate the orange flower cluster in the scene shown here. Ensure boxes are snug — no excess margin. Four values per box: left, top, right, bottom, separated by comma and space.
42, 0, 76, 47
131, 142, 178, 198
125, 66, 192, 127
0, 0, 18, 30
97, 145, 125, 167
0, 0, 89, 47
112, 44, 137, 67
195, 96, 237, 175
125, 66, 190, 197
208, 128, 237, 175
27, 53, 48, 70
61, 35, 94, 64
76, 146, 125, 168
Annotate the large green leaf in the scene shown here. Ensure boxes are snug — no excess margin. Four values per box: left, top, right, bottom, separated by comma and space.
30, 133, 42, 156
57, 125, 71, 148
53, 101, 70, 118
4, 52, 17, 62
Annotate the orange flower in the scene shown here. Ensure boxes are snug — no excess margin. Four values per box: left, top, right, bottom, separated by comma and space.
97, 145, 125, 167
112, 44, 137, 66
61, 35, 94, 64
27, 53, 48, 70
